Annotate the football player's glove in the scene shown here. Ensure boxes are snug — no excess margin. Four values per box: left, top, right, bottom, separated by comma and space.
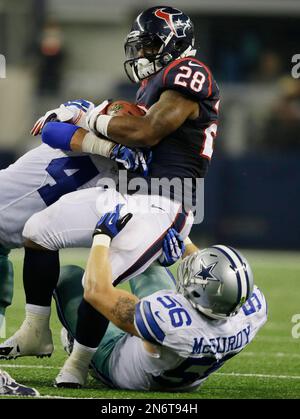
93, 204, 133, 240
159, 228, 186, 267
31, 99, 94, 136
110, 144, 152, 176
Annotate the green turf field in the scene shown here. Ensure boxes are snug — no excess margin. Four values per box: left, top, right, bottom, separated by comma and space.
1, 249, 300, 399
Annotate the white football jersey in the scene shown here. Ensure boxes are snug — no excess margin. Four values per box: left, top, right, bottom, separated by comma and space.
108, 286, 267, 391
0, 144, 117, 248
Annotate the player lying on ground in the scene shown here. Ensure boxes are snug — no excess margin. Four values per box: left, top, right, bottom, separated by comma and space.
54, 206, 267, 391
0, 6, 219, 388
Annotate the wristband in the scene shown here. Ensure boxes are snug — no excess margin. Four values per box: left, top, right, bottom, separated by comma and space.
41, 122, 80, 151
95, 115, 113, 138
82, 132, 115, 157
92, 234, 111, 248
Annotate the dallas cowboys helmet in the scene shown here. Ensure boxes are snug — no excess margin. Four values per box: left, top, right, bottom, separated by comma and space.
124, 5, 196, 82
177, 245, 254, 320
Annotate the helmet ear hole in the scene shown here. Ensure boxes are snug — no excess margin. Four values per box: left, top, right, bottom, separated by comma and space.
192, 291, 200, 298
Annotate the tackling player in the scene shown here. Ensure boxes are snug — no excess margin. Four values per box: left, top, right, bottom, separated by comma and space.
0, 100, 151, 390
54, 206, 267, 391
0, 99, 150, 324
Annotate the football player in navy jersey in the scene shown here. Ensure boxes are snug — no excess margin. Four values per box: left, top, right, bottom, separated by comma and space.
0, 6, 220, 388
87, 5, 220, 204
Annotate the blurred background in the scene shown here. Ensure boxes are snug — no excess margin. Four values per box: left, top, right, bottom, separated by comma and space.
0, 0, 300, 249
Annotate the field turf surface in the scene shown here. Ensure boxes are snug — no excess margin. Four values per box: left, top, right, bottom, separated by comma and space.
1, 249, 299, 399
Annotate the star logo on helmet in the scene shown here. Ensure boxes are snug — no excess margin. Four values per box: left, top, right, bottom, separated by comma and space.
194, 261, 219, 290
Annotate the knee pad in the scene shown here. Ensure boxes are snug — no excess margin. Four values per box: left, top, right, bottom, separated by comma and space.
0, 246, 14, 311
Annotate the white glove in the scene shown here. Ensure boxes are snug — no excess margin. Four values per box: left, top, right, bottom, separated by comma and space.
31, 99, 94, 136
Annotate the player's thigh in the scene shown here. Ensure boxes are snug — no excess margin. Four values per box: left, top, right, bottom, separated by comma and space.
0, 169, 47, 249
22, 188, 123, 250
109, 196, 194, 284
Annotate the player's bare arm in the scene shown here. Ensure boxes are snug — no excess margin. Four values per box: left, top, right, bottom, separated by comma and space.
83, 241, 139, 337
92, 90, 200, 147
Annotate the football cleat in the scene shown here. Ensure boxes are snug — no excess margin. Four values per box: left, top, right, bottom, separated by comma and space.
0, 320, 53, 360
0, 370, 40, 397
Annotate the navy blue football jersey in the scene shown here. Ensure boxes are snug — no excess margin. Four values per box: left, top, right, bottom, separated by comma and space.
131, 57, 219, 205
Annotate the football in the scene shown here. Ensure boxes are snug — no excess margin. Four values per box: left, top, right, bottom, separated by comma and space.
106, 100, 146, 117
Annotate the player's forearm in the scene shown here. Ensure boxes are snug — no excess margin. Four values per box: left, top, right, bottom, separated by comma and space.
84, 243, 112, 311
84, 241, 139, 336
105, 90, 197, 147
70, 127, 115, 157
106, 114, 161, 147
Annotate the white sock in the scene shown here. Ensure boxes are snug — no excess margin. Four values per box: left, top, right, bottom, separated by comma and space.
0, 314, 6, 339
65, 340, 97, 371
26, 304, 51, 316
24, 304, 51, 330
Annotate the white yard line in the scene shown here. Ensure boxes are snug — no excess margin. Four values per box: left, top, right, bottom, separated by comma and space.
0, 364, 60, 370
2, 363, 300, 380
216, 372, 300, 380
240, 351, 300, 358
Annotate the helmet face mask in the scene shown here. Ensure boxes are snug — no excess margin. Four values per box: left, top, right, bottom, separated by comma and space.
124, 6, 196, 83
177, 246, 254, 320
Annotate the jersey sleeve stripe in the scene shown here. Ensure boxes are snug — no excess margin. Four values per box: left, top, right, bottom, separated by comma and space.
142, 301, 165, 343
187, 58, 213, 98
134, 302, 159, 345
195, 60, 212, 98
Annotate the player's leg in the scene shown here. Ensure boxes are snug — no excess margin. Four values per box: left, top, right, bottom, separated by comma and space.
0, 188, 103, 360
54, 263, 176, 387
0, 246, 14, 339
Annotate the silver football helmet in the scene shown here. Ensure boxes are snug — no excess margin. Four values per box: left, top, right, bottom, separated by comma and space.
177, 245, 254, 320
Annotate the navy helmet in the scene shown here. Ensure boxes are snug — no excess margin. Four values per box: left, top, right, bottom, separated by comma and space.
124, 6, 196, 83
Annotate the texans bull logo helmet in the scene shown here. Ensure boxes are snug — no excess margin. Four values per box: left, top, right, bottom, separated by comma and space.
124, 5, 196, 82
